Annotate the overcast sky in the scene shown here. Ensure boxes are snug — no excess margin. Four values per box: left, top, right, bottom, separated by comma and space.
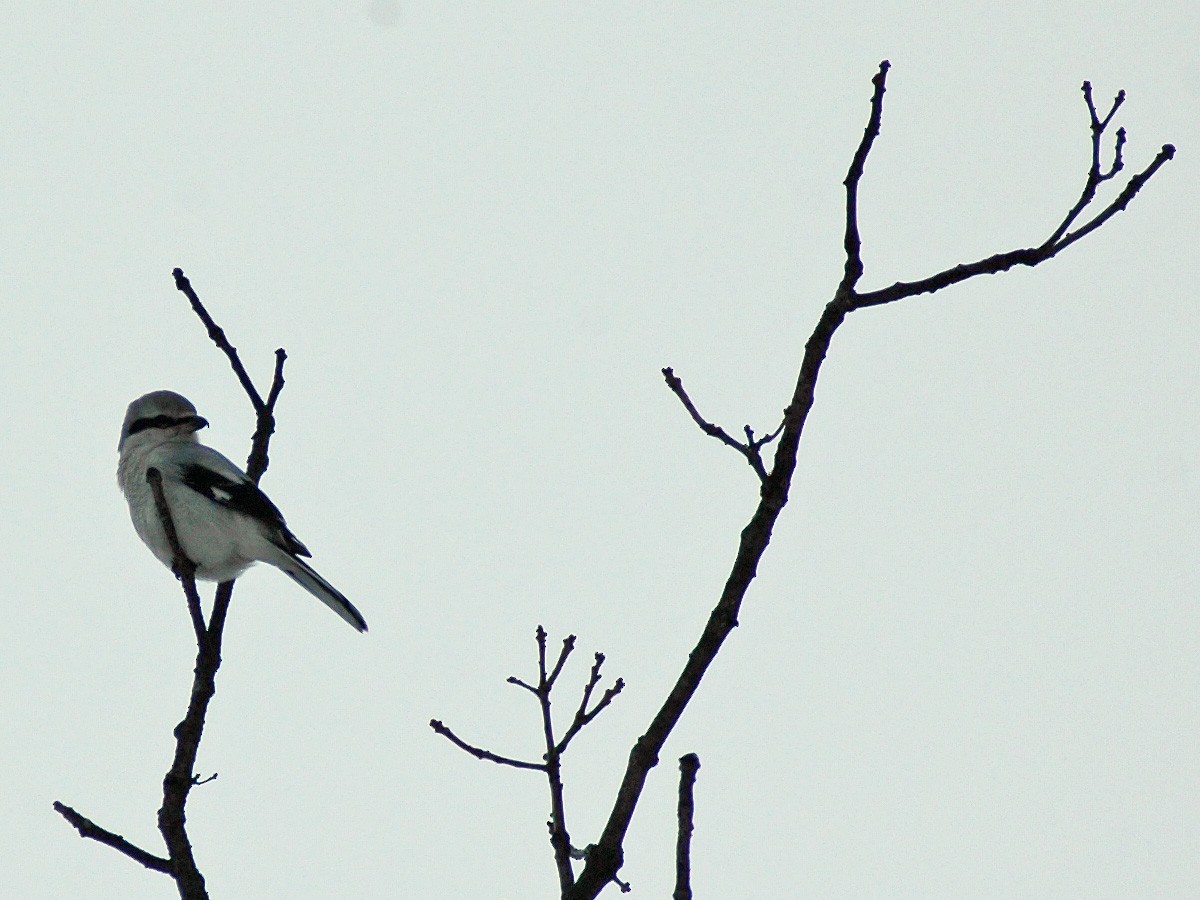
2, 4, 1196, 898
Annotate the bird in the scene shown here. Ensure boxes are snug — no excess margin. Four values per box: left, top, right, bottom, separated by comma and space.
117, 390, 367, 632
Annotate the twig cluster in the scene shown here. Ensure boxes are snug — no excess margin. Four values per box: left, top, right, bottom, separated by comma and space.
431, 626, 625, 894
54, 271, 289, 900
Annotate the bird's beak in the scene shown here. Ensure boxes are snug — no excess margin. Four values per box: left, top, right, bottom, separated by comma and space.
188, 416, 209, 432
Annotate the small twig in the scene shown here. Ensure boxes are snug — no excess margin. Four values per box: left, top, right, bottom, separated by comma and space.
246, 348, 287, 483
428, 720, 546, 771
673, 754, 701, 900
546, 634, 576, 690
662, 367, 772, 480
556, 654, 624, 754
52, 802, 173, 874
1047, 82, 1130, 246
146, 468, 205, 647
839, 59, 890, 298
436, 628, 624, 895
172, 268, 265, 413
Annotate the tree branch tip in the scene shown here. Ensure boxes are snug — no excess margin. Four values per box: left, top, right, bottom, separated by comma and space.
1163, 143, 1176, 158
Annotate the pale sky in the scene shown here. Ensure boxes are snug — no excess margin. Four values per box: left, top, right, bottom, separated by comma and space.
2, 4, 1197, 898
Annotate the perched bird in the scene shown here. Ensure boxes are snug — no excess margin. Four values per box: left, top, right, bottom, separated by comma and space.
117, 390, 367, 632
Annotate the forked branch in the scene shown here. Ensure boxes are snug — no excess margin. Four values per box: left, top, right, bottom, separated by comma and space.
54, 271, 290, 900
432, 627, 623, 895
573, 60, 1172, 899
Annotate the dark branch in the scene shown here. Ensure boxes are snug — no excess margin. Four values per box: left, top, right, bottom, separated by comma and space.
428, 720, 546, 771
507, 675, 539, 695
556, 654, 624, 755
673, 754, 701, 900
246, 348, 287, 483
662, 367, 772, 480
435, 628, 625, 894
1047, 81, 1128, 245
146, 467, 205, 645
546, 633, 576, 690
565, 63, 1173, 900
851, 140, 1174, 310
53, 802, 173, 874
840, 59, 890, 297
172, 268, 265, 413
1046, 142, 1174, 254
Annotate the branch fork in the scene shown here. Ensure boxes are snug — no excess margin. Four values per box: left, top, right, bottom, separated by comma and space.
432, 626, 623, 894
573, 61, 1173, 899
55, 270, 290, 900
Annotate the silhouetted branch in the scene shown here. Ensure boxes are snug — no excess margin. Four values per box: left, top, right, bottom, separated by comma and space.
53, 802, 172, 874
57, 271, 290, 900
429, 720, 546, 771
171, 267, 265, 413
673, 754, 700, 900
661, 366, 780, 480
146, 467, 205, 645
566, 59, 1173, 900
839, 59, 890, 296
433, 627, 624, 895
556, 654, 624, 755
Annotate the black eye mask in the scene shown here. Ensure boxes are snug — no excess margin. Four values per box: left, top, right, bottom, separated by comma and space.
126, 414, 209, 436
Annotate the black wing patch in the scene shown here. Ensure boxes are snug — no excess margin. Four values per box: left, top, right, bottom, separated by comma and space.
179, 463, 311, 557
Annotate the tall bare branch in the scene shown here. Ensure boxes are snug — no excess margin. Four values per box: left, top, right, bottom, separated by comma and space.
569, 60, 1172, 899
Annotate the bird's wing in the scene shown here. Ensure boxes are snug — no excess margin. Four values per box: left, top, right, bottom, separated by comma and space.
167, 444, 311, 558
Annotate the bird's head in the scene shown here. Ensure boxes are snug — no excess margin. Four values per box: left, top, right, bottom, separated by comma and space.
119, 390, 209, 453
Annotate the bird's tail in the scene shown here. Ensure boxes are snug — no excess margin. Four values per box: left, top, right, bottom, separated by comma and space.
271, 551, 368, 633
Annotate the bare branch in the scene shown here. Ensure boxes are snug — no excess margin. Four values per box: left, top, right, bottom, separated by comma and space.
53, 802, 172, 874
507, 675, 539, 695
171, 268, 265, 413
146, 467, 205, 645
840, 59, 890, 297
429, 720, 546, 771
673, 754, 701, 900
566, 63, 1173, 900
557, 654, 624, 755
662, 367, 771, 480
1046, 142, 1175, 254
546, 634, 577, 690
436, 628, 626, 894
1047, 82, 1130, 245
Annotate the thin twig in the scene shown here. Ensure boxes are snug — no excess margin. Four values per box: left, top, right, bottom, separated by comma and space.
673, 754, 701, 900
556, 654, 624, 754
547, 634, 576, 690
839, 59, 890, 298
171, 268, 265, 413
507, 675, 539, 695
246, 348, 287, 483
434, 628, 624, 894
53, 802, 173, 873
146, 467, 205, 645
428, 720, 546, 771
662, 367, 772, 480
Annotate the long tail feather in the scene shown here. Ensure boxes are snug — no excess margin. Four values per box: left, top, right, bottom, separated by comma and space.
275, 554, 368, 632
